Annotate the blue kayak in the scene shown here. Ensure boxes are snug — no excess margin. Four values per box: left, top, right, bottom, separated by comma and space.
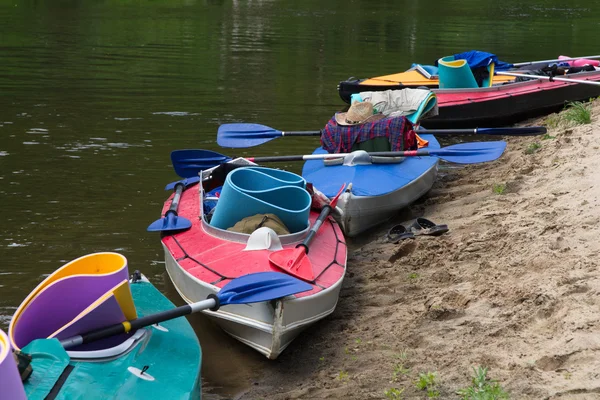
302, 134, 440, 236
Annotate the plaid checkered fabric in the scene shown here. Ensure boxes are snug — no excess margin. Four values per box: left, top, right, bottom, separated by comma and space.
320, 115, 417, 153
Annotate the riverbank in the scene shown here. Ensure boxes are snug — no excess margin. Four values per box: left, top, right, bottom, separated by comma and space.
241, 100, 600, 399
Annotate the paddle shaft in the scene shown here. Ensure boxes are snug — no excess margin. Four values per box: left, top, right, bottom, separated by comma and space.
298, 205, 332, 254
218, 122, 547, 148
421, 127, 546, 135
280, 131, 320, 136
59, 271, 312, 349
240, 127, 546, 138
513, 55, 600, 67
60, 298, 217, 349
496, 71, 600, 87
248, 148, 470, 163
297, 184, 344, 253
167, 183, 184, 215
147, 179, 194, 232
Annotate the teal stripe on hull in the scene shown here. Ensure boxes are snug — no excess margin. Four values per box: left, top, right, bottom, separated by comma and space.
23, 279, 202, 400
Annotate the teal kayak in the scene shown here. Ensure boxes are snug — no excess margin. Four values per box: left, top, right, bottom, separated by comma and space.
5, 253, 202, 400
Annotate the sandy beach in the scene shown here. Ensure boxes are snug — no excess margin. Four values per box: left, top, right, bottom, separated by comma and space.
240, 100, 600, 399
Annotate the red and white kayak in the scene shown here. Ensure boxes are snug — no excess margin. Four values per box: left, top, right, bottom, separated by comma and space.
338, 55, 600, 128
159, 159, 347, 359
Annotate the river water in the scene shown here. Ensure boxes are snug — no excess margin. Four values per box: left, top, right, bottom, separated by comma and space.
1, 0, 599, 398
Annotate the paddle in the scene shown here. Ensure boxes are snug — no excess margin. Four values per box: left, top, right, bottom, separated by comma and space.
269, 184, 346, 281
513, 55, 600, 67
165, 176, 200, 191
496, 71, 600, 87
171, 149, 232, 178
147, 177, 197, 232
171, 141, 507, 175
59, 271, 312, 349
217, 122, 546, 148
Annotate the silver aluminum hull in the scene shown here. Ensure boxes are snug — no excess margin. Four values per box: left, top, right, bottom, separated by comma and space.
336, 161, 438, 237
163, 243, 346, 359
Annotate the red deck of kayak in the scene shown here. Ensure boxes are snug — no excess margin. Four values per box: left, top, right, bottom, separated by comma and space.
160, 184, 347, 299
435, 71, 600, 107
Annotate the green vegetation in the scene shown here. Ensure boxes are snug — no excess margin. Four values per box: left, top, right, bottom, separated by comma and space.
457, 367, 509, 400
524, 142, 541, 155
563, 100, 592, 125
415, 371, 440, 398
393, 363, 411, 380
544, 113, 561, 129
384, 387, 405, 399
408, 272, 420, 280
544, 98, 594, 130
338, 370, 349, 381
392, 351, 411, 381
541, 133, 556, 140
492, 183, 506, 195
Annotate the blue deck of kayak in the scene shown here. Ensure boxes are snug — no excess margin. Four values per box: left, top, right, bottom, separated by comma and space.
302, 134, 440, 197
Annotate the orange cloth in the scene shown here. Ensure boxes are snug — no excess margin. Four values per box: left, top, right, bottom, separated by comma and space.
416, 133, 429, 148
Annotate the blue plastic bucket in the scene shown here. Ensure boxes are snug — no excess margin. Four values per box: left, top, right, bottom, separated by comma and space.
210, 167, 311, 233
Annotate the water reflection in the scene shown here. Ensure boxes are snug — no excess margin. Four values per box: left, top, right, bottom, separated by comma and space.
161, 273, 265, 399
0, 0, 599, 397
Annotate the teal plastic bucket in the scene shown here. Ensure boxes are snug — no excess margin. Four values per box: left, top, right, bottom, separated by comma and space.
210, 167, 311, 233
438, 56, 479, 89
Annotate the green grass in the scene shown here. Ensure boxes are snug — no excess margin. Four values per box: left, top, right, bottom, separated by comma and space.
392, 351, 411, 381
457, 367, 509, 400
492, 183, 506, 195
393, 363, 411, 380
415, 371, 440, 398
544, 113, 561, 129
524, 142, 541, 155
563, 100, 592, 125
541, 133, 556, 140
338, 370, 349, 381
408, 272, 420, 280
384, 387, 405, 399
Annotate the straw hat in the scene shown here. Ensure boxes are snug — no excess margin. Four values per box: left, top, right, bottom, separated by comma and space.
335, 102, 385, 126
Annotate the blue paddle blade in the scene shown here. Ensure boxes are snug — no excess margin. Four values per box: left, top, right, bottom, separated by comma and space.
171, 149, 232, 178
217, 272, 313, 305
217, 123, 282, 148
164, 176, 200, 191
433, 141, 507, 164
147, 211, 192, 232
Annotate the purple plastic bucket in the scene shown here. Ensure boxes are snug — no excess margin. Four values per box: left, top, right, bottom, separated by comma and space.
9, 252, 130, 350
0, 329, 27, 400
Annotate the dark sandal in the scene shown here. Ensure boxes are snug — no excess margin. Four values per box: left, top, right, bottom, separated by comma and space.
408, 218, 449, 236
386, 224, 415, 243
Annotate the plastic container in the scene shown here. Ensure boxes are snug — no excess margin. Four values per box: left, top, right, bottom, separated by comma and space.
210, 167, 310, 233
